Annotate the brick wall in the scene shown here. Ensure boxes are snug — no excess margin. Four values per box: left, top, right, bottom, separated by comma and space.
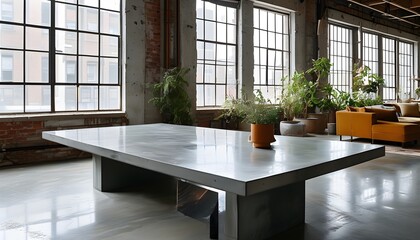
0, 115, 128, 168
145, 0, 161, 83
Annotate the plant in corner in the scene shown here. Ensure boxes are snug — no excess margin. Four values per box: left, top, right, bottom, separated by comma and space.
149, 67, 193, 125
241, 90, 281, 149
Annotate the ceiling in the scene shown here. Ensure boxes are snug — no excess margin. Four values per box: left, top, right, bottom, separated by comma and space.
347, 0, 420, 28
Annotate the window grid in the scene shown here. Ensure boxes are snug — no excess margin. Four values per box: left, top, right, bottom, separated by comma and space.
382, 37, 396, 100
196, 0, 237, 107
0, 0, 121, 114
399, 41, 414, 99
253, 7, 289, 103
328, 24, 352, 92
362, 32, 379, 75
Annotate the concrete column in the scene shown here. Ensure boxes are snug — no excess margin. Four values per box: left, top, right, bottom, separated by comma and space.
290, 3, 306, 72
179, 0, 197, 118
238, 0, 254, 99
125, 0, 146, 124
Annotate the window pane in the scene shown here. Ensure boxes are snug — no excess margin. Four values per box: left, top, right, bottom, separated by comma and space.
205, 21, 216, 41
79, 86, 98, 110
100, 0, 119, 11
26, 27, 49, 51
101, 10, 120, 34
100, 35, 118, 57
55, 85, 77, 111
79, 6, 98, 32
1, 50, 23, 82
56, 30, 77, 54
79, 0, 98, 7
79, 56, 98, 83
0, 24, 23, 49
0, 85, 23, 112
26, 0, 50, 26
56, 55, 77, 83
1, 0, 23, 23
100, 58, 118, 84
205, 85, 215, 106
25, 85, 50, 112
26, 52, 49, 83
79, 33, 98, 55
100, 86, 120, 110
204, 2, 216, 21
55, 3, 77, 30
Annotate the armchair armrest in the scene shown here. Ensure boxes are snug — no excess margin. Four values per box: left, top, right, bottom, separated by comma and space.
336, 111, 377, 139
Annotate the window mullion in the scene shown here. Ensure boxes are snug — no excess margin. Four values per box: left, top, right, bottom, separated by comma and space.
50, 0, 56, 112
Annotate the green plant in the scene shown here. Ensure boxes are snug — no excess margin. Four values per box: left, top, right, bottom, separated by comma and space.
280, 71, 317, 119
306, 57, 333, 82
242, 90, 281, 125
353, 65, 384, 94
416, 87, 420, 98
215, 96, 248, 124
149, 67, 193, 125
317, 84, 352, 112
351, 91, 383, 107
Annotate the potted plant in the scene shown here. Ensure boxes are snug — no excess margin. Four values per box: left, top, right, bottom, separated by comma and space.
214, 96, 248, 130
241, 90, 281, 149
149, 67, 193, 125
317, 83, 352, 123
306, 57, 333, 130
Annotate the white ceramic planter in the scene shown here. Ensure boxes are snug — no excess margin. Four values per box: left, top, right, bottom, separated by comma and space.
280, 121, 306, 137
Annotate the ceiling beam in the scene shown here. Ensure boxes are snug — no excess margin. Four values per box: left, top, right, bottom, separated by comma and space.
411, 0, 420, 8
348, 0, 420, 28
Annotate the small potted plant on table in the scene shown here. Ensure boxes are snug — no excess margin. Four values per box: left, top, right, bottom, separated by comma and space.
241, 90, 281, 149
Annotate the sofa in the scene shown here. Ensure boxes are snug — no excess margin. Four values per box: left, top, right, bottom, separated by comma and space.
336, 106, 420, 146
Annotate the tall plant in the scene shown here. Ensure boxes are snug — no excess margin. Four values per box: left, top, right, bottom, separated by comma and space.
149, 67, 193, 125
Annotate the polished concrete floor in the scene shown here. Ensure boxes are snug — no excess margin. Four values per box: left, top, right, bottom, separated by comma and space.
1, 138, 420, 239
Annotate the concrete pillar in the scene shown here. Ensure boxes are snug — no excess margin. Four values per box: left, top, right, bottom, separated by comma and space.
290, 3, 307, 72
238, 0, 254, 99
125, 0, 146, 124
179, 0, 197, 118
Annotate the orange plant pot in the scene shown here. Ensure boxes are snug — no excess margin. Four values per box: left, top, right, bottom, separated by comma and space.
250, 124, 276, 149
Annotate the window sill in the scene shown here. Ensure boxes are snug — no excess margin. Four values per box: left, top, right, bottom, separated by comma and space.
0, 111, 126, 122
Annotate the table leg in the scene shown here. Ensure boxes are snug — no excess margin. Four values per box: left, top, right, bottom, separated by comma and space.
221, 181, 305, 240
93, 154, 169, 192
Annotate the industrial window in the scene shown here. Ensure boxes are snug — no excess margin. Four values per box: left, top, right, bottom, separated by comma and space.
0, 0, 121, 114
362, 32, 379, 75
253, 7, 289, 103
328, 24, 352, 92
399, 41, 414, 99
382, 37, 396, 100
362, 31, 414, 101
196, 0, 237, 107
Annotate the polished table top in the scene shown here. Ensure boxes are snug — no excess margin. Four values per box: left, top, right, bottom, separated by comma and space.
43, 123, 385, 196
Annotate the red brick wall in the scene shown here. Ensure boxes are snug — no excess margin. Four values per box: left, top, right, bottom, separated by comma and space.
0, 115, 128, 168
145, 0, 161, 84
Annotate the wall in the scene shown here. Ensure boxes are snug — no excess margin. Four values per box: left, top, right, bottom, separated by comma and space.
0, 114, 128, 167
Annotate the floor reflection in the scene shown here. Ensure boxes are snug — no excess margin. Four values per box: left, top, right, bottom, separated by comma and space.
1, 152, 420, 240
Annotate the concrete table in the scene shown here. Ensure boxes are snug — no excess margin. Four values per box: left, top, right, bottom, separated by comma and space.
42, 123, 385, 240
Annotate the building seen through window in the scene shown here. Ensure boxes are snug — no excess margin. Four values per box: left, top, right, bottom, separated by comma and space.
0, 0, 121, 114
